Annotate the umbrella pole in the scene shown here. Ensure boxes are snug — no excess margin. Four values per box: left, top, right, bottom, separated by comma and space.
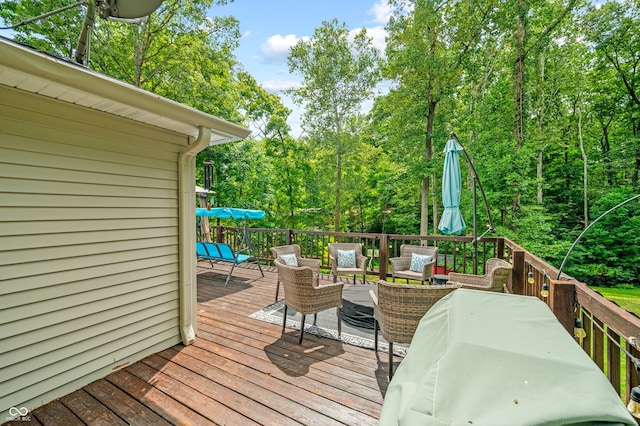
452, 132, 495, 275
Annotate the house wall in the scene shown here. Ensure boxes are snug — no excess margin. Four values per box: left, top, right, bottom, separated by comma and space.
0, 85, 186, 413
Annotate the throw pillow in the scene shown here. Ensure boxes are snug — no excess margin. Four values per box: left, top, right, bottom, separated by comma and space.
410, 253, 432, 272
337, 249, 356, 268
280, 253, 298, 266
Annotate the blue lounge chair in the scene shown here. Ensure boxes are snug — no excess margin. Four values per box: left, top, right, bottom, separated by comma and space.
196, 241, 264, 286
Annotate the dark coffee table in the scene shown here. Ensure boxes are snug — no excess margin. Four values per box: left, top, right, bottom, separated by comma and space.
341, 283, 377, 329
432, 274, 450, 285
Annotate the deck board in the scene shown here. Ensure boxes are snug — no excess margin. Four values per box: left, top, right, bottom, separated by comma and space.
106, 368, 215, 425
31, 400, 82, 426
18, 262, 387, 425
84, 379, 173, 426
59, 390, 128, 426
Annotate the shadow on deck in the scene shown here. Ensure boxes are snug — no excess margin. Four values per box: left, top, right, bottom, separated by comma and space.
21, 262, 388, 426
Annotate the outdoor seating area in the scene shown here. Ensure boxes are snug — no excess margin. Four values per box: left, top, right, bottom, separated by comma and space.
4, 22, 639, 425
9, 249, 639, 425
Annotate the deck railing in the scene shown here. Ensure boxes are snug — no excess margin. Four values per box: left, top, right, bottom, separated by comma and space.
505, 238, 640, 406
212, 226, 503, 277
209, 226, 640, 406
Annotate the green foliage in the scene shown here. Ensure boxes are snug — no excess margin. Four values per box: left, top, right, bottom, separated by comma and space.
0, 0, 86, 60
288, 19, 381, 132
562, 188, 640, 286
287, 19, 381, 231
4, 0, 640, 287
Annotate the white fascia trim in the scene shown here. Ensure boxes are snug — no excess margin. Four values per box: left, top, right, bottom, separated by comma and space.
0, 39, 250, 143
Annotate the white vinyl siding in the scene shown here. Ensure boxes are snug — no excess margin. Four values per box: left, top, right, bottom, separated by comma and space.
0, 86, 186, 412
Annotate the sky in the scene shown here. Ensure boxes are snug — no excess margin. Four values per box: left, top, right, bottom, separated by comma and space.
209, 0, 393, 138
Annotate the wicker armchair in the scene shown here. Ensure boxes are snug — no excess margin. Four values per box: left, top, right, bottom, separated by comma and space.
446, 258, 513, 293
275, 258, 344, 344
370, 280, 460, 379
271, 244, 321, 302
328, 242, 368, 284
389, 244, 438, 285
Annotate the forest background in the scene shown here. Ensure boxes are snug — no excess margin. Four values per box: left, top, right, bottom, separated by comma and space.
2, 0, 639, 287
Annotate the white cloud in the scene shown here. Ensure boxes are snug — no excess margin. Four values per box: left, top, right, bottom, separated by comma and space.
260, 34, 308, 63
260, 79, 301, 93
348, 26, 388, 53
364, 26, 387, 52
369, 0, 393, 24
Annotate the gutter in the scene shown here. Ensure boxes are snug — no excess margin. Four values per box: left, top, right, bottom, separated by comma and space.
0, 38, 250, 143
177, 125, 211, 345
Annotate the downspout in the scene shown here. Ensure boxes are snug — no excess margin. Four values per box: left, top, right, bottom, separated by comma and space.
178, 125, 211, 345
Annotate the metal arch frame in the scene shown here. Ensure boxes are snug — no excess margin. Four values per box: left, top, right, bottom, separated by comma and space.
556, 193, 640, 281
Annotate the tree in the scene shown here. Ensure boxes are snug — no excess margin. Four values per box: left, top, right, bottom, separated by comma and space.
1, 0, 244, 120
90, 0, 242, 120
507, 0, 581, 148
503, 0, 581, 219
382, 0, 497, 235
238, 72, 315, 225
564, 188, 640, 286
0, 0, 86, 60
585, 0, 640, 190
287, 19, 381, 232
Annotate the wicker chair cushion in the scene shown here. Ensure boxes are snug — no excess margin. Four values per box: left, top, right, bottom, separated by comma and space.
280, 253, 298, 266
409, 253, 432, 272
337, 249, 356, 268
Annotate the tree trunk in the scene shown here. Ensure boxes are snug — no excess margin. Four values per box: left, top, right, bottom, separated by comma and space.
578, 109, 589, 227
335, 150, 342, 232
633, 117, 640, 190
420, 100, 437, 235
133, 16, 150, 87
334, 112, 343, 232
511, 0, 527, 218
537, 150, 543, 204
198, 195, 211, 242
536, 55, 545, 204
420, 177, 429, 235
514, 0, 526, 149
598, 117, 613, 186
432, 175, 439, 235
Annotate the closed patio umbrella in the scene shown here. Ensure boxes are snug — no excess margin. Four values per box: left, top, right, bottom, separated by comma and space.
438, 137, 466, 235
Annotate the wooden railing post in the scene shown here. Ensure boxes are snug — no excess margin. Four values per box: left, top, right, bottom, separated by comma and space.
285, 229, 293, 245
496, 238, 505, 259
379, 234, 388, 280
214, 225, 223, 243
511, 250, 525, 295
627, 340, 640, 406
550, 280, 576, 335
607, 328, 621, 391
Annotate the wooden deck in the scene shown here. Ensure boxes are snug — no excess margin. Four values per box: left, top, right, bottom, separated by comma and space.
21, 262, 388, 425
